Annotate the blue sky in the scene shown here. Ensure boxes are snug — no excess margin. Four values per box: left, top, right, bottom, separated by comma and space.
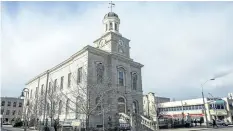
1, 1, 233, 100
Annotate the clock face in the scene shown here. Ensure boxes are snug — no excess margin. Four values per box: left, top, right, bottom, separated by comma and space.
99, 39, 105, 47
118, 40, 124, 46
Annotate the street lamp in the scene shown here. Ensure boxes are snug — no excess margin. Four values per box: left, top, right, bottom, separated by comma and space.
201, 78, 215, 127
20, 88, 29, 131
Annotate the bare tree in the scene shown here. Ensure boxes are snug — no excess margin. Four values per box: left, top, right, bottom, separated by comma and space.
52, 61, 119, 131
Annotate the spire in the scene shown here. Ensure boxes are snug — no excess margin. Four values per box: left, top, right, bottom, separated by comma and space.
108, 1, 115, 12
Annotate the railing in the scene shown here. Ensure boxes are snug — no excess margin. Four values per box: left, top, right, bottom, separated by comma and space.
118, 112, 130, 122
140, 115, 156, 131
118, 112, 156, 131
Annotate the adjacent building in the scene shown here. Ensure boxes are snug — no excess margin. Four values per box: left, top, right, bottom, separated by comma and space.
143, 92, 170, 120
143, 92, 233, 125
158, 95, 233, 124
1, 97, 24, 124
24, 10, 144, 130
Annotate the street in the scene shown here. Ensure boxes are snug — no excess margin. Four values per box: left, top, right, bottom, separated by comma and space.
1, 125, 37, 131
1, 125, 233, 131
161, 125, 233, 131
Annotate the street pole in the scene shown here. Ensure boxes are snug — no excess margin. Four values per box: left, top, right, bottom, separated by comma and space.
102, 96, 105, 131
21, 88, 29, 131
201, 78, 215, 128
201, 91, 208, 127
155, 98, 159, 130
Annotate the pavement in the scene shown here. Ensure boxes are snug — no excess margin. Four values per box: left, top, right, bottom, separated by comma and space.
1, 125, 233, 131
1, 125, 37, 131
161, 125, 233, 131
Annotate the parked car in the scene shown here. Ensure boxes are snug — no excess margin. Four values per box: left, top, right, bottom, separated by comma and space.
209, 119, 229, 126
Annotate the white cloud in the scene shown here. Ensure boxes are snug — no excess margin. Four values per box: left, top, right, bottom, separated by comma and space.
2, 2, 233, 99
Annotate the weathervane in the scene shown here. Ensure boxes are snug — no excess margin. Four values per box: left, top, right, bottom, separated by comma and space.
108, 1, 115, 12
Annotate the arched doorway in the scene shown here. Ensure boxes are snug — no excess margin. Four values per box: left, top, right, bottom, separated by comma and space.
118, 97, 126, 113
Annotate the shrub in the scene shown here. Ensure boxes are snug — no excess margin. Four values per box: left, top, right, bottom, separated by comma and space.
12, 118, 23, 127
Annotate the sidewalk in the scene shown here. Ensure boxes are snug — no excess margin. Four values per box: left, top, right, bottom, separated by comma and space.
161, 127, 208, 131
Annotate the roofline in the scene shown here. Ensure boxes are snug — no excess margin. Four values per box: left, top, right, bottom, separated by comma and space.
26, 45, 143, 85
25, 45, 91, 85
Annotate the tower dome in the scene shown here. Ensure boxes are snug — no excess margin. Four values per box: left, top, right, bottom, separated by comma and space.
103, 12, 121, 35
104, 12, 119, 19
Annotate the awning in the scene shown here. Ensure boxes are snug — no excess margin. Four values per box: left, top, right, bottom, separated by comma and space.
214, 100, 225, 104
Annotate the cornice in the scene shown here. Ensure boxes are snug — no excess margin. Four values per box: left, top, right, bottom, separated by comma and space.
93, 32, 130, 43
26, 45, 90, 85
26, 45, 143, 85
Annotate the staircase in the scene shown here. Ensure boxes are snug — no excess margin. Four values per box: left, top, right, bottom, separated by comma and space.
118, 113, 157, 131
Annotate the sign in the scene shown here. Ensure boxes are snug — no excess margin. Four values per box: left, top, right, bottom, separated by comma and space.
71, 121, 81, 127
210, 110, 227, 115
119, 123, 130, 130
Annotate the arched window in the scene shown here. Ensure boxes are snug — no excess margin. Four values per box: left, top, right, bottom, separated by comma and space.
110, 22, 113, 30
58, 100, 62, 115
115, 23, 118, 31
96, 63, 104, 84
66, 99, 70, 114
47, 103, 50, 115
133, 101, 139, 114
118, 97, 125, 103
118, 97, 126, 113
96, 97, 101, 111
132, 73, 137, 90
118, 67, 125, 86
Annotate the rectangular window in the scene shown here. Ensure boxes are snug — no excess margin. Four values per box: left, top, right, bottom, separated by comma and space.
19, 102, 22, 107
8, 101, 11, 107
35, 87, 39, 98
119, 71, 124, 86
13, 102, 17, 107
30, 90, 32, 98
54, 79, 57, 91
59, 101, 62, 115
68, 73, 71, 87
12, 110, 16, 115
18, 110, 21, 115
1, 101, 5, 106
229, 104, 233, 110
41, 84, 44, 95
48, 82, 51, 93
6, 110, 10, 115
61, 76, 64, 89
77, 67, 82, 83
1, 109, 4, 114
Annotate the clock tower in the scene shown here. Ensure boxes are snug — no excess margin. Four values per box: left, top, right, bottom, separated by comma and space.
93, 11, 131, 58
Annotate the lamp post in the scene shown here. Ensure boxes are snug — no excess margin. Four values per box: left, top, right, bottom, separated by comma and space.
201, 78, 215, 127
21, 88, 29, 131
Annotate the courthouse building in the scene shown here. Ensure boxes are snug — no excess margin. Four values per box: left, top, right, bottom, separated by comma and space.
24, 11, 144, 129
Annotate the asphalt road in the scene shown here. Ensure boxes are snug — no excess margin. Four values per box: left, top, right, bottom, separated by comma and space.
1, 125, 36, 131
1, 125, 233, 131
161, 125, 233, 131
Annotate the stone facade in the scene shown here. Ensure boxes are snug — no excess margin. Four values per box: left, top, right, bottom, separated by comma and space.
24, 11, 144, 129
1, 97, 24, 124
